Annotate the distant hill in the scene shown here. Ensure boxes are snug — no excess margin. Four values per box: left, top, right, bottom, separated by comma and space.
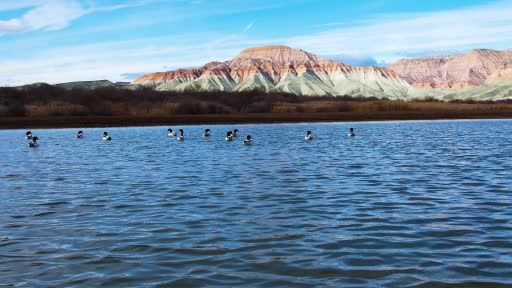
55, 80, 138, 90
389, 49, 512, 88
11, 80, 138, 90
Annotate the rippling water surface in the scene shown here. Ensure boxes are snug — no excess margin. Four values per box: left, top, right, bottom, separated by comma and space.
1, 120, 512, 287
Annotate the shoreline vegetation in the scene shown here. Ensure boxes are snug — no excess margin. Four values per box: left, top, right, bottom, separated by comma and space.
1, 84, 512, 129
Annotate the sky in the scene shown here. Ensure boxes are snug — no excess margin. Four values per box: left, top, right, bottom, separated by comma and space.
1, 0, 512, 85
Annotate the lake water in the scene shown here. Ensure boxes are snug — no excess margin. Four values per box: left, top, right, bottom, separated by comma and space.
1, 120, 512, 287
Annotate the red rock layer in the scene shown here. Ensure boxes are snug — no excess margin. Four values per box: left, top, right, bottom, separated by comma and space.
132, 45, 400, 87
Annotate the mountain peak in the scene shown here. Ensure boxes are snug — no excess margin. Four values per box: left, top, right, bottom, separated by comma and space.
239, 45, 293, 53
234, 45, 327, 65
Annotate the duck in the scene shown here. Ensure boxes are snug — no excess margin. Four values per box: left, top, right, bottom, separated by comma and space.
102, 132, 112, 141
28, 136, 39, 148
243, 135, 252, 145
25, 131, 33, 139
305, 130, 313, 140
233, 129, 239, 137
168, 128, 176, 137
177, 129, 184, 141
76, 130, 84, 139
225, 131, 234, 141
348, 128, 356, 137
203, 128, 210, 137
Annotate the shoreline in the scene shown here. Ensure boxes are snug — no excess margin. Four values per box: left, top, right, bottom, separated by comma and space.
1, 111, 512, 129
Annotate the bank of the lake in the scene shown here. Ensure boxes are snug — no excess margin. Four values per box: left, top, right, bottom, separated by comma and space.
2, 110, 512, 129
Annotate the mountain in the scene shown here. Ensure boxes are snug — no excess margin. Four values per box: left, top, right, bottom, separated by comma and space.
8, 47, 512, 101
13, 80, 138, 90
55, 80, 138, 90
389, 49, 512, 88
133, 45, 412, 99
133, 46, 512, 101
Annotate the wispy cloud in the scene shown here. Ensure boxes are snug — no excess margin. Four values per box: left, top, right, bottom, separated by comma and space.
0, 34, 256, 85
243, 21, 255, 33
0, 19, 23, 33
0, 0, 85, 34
86, 0, 160, 13
284, 0, 512, 62
0, 0, 156, 35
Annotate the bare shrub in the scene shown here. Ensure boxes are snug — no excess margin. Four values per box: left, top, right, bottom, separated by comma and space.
0, 105, 8, 116
147, 102, 178, 116
1, 84, 512, 119
175, 101, 202, 114
92, 101, 113, 116
245, 101, 272, 113
272, 103, 297, 113
336, 102, 352, 112
26, 102, 89, 117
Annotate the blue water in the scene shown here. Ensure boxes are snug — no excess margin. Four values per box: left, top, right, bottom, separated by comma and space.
1, 120, 512, 287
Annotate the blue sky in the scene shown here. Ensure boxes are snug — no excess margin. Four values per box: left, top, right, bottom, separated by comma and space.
1, 0, 512, 85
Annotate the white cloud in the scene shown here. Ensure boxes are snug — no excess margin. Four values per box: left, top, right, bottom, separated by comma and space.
283, 0, 512, 61
0, 0, 157, 34
325, 54, 385, 67
23, 1, 85, 31
0, 34, 254, 86
0, 19, 24, 33
0, 0, 86, 34
88, 0, 159, 12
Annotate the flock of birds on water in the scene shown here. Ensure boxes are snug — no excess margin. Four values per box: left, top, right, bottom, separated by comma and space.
23, 127, 356, 148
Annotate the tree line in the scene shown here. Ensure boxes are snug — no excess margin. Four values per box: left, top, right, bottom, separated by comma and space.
1, 84, 511, 117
